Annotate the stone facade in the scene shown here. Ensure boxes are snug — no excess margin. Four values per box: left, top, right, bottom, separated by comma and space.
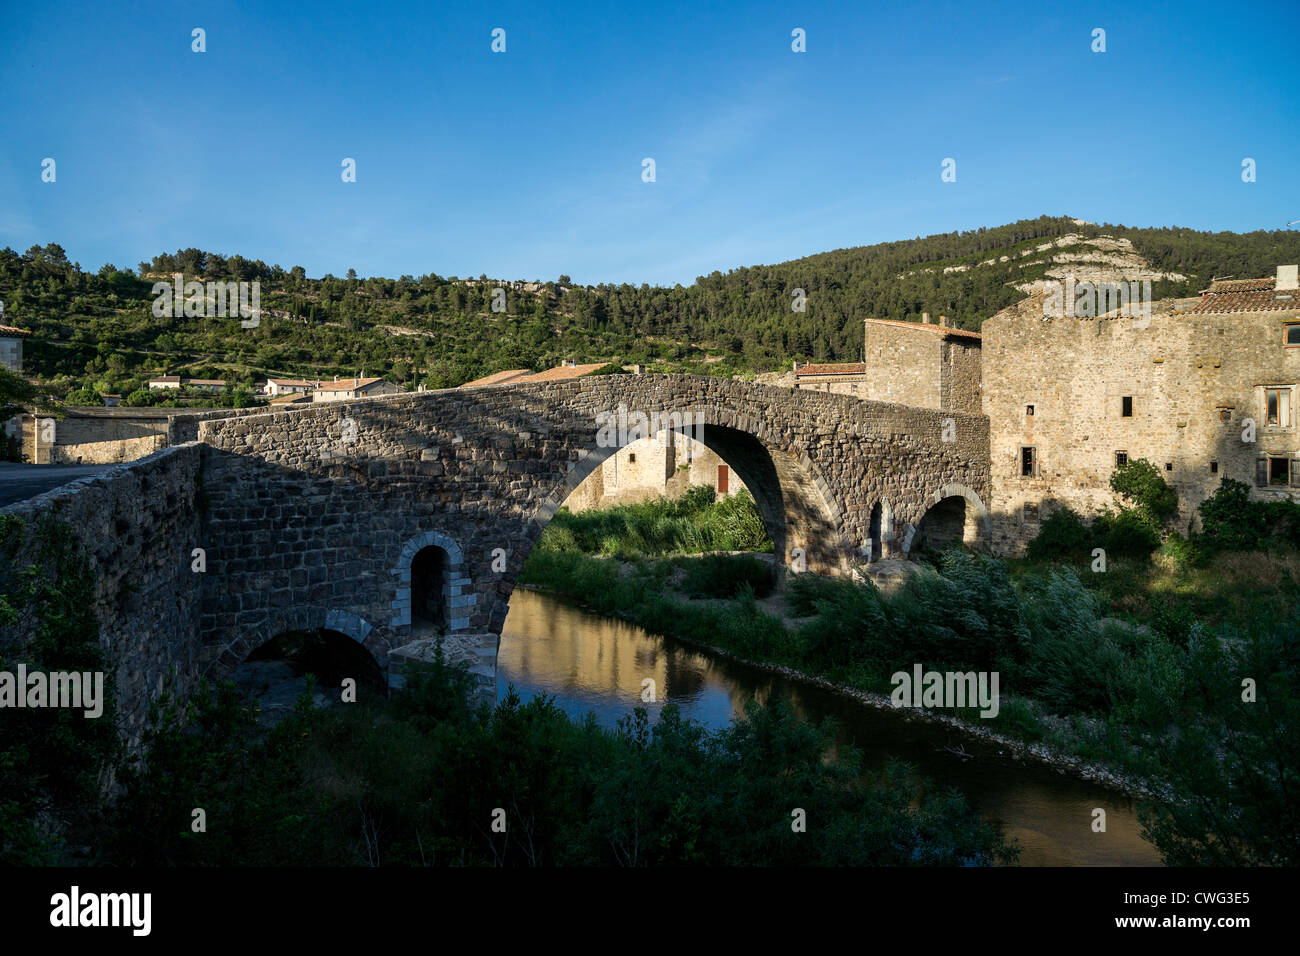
0, 445, 207, 753
982, 275, 1300, 553
563, 432, 750, 512
861, 319, 983, 414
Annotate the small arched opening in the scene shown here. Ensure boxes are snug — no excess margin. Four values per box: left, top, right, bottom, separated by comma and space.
410, 545, 451, 634
868, 501, 883, 562
913, 496, 968, 551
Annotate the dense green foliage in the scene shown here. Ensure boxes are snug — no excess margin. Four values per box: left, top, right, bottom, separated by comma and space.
522, 517, 1300, 865
0, 516, 118, 864
105, 647, 1012, 866
6, 217, 1300, 400
535, 485, 771, 557
1197, 478, 1300, 552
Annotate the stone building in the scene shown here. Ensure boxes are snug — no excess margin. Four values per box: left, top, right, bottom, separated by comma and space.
310, 377, 404, 401
563, 431, 749, 512
982, 265, 1300, 553
0, 324, 30, 372
860, 316, 982, 413
792, 362, 867, 394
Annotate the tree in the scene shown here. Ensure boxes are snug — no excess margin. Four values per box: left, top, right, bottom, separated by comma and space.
1110, 458, 1178, 527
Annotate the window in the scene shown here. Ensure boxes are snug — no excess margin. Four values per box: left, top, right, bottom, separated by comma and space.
1285, 323, 1300, 347
1121, 396, 1133, 417
1270, 457, 1290, 486
1265, 387, 1292, 427
1165, 462, 1173, 471
1115, 451, 1128, 468
627, 453, 636, 463
1219, 408, 1232, 422
1026, 404, 1034, 416
1020, 446, 1036, 477
1210, 461, 1219, 474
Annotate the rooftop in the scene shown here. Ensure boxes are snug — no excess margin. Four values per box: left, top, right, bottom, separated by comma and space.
0, 325, 32, 337
312, 377, 385, 392
1187, 275, 1300, 314
864, 318, 982, 340
511, 362, 607, 383
796, 363, 867, 376
458, 369, 532, 388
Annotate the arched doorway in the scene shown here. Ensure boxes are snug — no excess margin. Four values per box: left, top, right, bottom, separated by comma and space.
913, 496, 968, 551
410, 545, 450, 634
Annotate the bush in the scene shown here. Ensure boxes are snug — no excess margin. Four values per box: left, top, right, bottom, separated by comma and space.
1110, 458, 1178, 526
1095, 507, 1161, 558
1197, 479, 1262, 550
1026, 506, 1092, 561
678, 553, 773, 599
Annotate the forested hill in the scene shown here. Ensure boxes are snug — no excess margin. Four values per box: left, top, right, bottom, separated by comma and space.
3, 215, 1300, 406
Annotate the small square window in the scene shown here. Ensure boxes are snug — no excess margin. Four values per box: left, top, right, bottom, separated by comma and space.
628, 453, 636, 463
1220, 408, 1232, 422
1121, 396, 1133, 417
1165, 462, 1173, 471
1115, 451, 1128, 468
1210, 461, 1219, 474
1285, 323, 1300, 347
1026, 404, 1034, 416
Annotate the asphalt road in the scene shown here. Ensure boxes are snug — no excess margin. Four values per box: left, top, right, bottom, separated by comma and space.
0, 462, 114, 508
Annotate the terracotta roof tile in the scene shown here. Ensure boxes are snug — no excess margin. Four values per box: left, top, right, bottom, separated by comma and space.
1188, 277, 1300, 314
0, 325, 32, 336
512, 363, 607, 383
458, 369, 532, 388
796, 363, 867, 375
313, 377, 384, 392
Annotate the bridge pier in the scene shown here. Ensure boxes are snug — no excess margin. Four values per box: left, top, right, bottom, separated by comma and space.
387, 630, 499, 707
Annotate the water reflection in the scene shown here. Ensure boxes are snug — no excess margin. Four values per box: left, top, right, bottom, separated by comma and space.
499, 588, 1163, 867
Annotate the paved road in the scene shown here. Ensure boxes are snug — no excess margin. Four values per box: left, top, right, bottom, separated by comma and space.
0, 463, 114, 508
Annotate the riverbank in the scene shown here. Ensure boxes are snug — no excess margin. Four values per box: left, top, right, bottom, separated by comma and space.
517, 576, 1154, 799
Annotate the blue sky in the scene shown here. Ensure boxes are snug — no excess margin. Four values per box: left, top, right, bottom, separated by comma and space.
2, 0, 1297, 285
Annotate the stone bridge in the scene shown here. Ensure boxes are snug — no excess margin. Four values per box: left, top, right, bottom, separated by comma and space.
1, 375, 990, 744
195, 375, 989, 695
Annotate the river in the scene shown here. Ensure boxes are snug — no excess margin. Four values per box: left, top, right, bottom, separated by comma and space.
498, 587, 1162, 867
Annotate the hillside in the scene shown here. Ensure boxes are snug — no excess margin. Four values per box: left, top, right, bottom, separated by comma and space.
3, 215, 1300, 406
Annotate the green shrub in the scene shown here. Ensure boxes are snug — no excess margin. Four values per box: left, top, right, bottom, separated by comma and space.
1110, 458, 1178, 525
1096, 507, 1161, 557
1197, 479, 1262, 550
678, 554, 773, 599
1026, 506, 1092, 561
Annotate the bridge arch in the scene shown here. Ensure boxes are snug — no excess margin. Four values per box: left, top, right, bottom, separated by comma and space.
900, 483, 991, 556
518, 405, 851, 600
209, 607, 386, 679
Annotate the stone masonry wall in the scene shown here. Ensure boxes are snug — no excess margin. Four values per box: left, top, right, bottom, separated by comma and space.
0, 444, 207, 753
983, 306, 1300, 554
195, 375, 990, 688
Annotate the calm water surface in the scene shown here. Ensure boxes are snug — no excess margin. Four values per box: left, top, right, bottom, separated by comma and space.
498, 588, 1162, 867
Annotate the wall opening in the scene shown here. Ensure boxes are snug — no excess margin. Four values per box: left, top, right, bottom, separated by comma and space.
868, 501, 883, 562
913, 496, 968, 552
411, 545, 450, 632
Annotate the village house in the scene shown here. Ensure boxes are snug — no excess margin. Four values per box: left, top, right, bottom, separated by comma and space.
264, 377, 321, 397
982, 264, 1300, 553
309, 376, 405, 402
0, 324, 31, 372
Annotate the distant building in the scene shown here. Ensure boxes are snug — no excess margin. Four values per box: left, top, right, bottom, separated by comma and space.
792, 362, 867, 392
0, 325, 31, 372
268, 392, 311, 406
148, 376, 227, 392
265, 377, 321, 396
310, 377, 404, 402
